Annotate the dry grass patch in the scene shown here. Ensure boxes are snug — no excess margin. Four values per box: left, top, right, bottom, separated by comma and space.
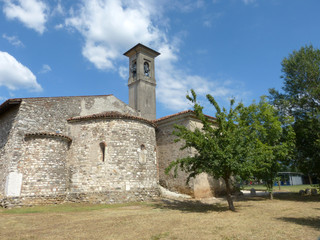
0, 194, 319, 240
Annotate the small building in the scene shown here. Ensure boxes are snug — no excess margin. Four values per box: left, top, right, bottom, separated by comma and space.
277, 172, 304, 186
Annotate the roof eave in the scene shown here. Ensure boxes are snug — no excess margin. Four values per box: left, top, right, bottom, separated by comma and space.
0, 98, 22, 116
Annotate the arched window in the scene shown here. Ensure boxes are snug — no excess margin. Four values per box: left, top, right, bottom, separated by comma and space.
144, 62, 150, 76
100, 142, 106, 162
131, 61, 137, 78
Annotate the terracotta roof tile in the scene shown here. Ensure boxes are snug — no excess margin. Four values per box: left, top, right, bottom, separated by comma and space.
25, 132, 72, 142
155, 110, 216, 123
67, 111, 156, 127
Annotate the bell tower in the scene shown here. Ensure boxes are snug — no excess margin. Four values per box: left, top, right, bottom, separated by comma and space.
124, 43, 160, 120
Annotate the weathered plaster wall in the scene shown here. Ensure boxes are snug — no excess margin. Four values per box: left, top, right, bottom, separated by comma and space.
67, 118, 158, 203
157, 114, 227, 198
0, 105, 20, 195
188, 118, 227, 197
156, 117, 195, 195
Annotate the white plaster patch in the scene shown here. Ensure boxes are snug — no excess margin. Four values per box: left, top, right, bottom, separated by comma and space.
5, 172, 23, 197
138, 150, 147, 164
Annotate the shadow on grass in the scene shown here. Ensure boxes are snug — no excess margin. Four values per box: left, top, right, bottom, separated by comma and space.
151, 193, 320, 213
235, 195, 269, 202
277, 217, 320, 230
236, 192, 320, 203
273, 193, 320, 202
152, 199, 229, 213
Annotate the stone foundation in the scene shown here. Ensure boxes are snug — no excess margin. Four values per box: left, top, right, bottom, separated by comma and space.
0, 188, 159, 208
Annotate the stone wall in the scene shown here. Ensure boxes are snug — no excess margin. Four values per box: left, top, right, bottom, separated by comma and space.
0, 95, 139, 198
156, 112, 227, 198
68, 117, 158, 199
0, 104, 20, 195
18, 134, 70, 197
156, 116, 195, 195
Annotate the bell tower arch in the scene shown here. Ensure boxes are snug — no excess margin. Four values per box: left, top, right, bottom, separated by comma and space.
124, 43, 160, 120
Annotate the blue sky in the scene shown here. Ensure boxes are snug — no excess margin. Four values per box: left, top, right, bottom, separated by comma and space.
0, 0, 319, 118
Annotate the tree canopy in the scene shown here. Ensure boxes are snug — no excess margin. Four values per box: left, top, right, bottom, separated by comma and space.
269, 45, 320, 181
240, 97, 295, 199
166, 90, 295, 210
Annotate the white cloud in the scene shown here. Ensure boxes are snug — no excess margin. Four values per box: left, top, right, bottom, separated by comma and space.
39, 64, 51, 74
65, 0, 164, 70
0, 51, 42, 91
51, 0, 64, 16
64, 0, 247, 112
118, 65, 128, 80
156, 56, 249, 111
2, 34, 24, 47
2, 0, 49, 34
54, 23, 63, 30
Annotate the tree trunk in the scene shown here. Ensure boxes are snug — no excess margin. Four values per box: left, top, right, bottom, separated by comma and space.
224, 177, 235, 211
269, 191, 273, 200
308, 174, 313, 185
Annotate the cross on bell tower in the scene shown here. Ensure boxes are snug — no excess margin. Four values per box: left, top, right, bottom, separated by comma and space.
124, 43, 160, 120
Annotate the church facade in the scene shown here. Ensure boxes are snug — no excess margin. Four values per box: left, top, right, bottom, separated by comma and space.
0, 44, 226, 207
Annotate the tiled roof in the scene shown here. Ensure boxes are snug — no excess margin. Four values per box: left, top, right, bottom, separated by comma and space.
155, 110, 216, 123
67, 111, 157, 127
25, 132, 72, 142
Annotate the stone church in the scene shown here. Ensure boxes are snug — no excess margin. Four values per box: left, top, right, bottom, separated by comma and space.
0, 44, 226, 207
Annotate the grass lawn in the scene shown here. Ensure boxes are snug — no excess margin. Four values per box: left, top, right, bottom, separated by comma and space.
0, 194, 319, 240
242, 184, 318, 192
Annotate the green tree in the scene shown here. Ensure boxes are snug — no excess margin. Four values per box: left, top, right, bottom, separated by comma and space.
166, 91, 295, 210
166, 90, 253, 211
269, 45, 320, 182
241, 97, 295, 199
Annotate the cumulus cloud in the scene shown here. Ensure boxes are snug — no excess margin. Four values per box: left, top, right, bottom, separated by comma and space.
64, 0, 247, 112
65, 0, 164, 70
2, 34, 24, 47
2, 0, 49, 34
157, 54, 248, 111
0, 51, 42, 91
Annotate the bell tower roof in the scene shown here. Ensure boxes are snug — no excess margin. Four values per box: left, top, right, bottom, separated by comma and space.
124, 43, 160, 58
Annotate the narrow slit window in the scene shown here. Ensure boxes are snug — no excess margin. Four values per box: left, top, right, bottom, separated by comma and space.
100, 142, 106, 162
140, 144, 146, 151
